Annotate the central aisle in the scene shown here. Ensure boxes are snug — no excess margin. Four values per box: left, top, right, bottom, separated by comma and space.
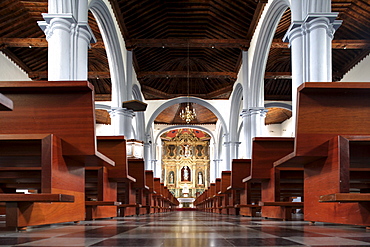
1, 211, 370, 246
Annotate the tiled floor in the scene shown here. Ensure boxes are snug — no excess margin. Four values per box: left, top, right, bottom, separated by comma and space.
1, 212, 370, 246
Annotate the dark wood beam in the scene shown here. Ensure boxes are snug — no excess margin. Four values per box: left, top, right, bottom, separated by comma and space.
137, 71, 237, 80
126, 39, 250, 50
1, 38, 369, 50
265, 72, 292, 79
271, 39, 370, 49
28, 71, 111, 80
141, 84, 232, 100
0, 38, 104, 48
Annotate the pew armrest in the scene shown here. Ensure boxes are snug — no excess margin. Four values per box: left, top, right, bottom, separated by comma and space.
320, 193, 370, 202
259, 202, 304, 207
0, 194, 74, 202
85, 201, 121, 206
235, 204, 261, 208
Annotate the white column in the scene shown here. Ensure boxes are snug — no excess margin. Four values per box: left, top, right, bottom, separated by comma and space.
284, 12, 341, 134
144, 142, 151, 170
240, 109, 252, 158
223, 134, 231, 171
230, 141, 241, 160
109, 108, 135, 139
284, 23, 304, 135
213, 159, 222, 180
38, 0, 95, 81
241, 107, 267, 158
304, 14, 341, 82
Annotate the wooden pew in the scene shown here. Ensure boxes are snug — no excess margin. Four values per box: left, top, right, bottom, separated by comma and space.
207, 184, 216, 212
145, 170, 156, 214
218, 171, 231, 214
224, 159, 251, 215
153, 178, 163, 213
96, 136, 138, 217
127, 158, 149, 215
0, 81, 111, 229
242, 137, 299, 220
274, 82, 370, 227
213, 178, 222, 213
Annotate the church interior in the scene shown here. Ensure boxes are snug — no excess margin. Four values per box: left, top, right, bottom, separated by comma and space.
0, 0, 370, 246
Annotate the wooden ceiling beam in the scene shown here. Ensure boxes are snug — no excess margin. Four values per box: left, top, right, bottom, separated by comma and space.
28, 71, 111, 80
1, 38, 369, 50
126, 39, 250, 50
271, 39, 370, 49
265, 72, 292, 79
0, 38, 104, 48
137, 71, 237, 80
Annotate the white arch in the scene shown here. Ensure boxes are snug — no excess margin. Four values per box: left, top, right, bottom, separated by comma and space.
249, 0, 290, 107
132, 84, 145, 141
154, 125, 216, 145
229, 83, 243, 141
229, 83, 243, 159
264, 102, 292, 111
145, 97, 229, 141
89, 0, 126, 107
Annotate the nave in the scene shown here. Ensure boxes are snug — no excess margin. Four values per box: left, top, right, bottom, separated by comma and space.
1, 212, 370, 246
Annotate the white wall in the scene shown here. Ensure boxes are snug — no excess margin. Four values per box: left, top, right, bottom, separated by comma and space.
0, 52, 31, 81
341, 54, 370, 82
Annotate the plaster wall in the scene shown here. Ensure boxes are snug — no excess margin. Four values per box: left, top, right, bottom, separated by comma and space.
0, 52, 31, 81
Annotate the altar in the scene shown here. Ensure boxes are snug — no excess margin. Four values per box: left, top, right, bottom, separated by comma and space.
161, 128, 210, 199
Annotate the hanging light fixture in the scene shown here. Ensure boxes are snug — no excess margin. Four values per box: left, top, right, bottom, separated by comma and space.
180, 43, 196, 124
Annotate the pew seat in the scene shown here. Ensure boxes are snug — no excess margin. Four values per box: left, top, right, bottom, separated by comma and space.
235, 204, 261, 217
85, 201, 121, 220
259, 202, 303, 221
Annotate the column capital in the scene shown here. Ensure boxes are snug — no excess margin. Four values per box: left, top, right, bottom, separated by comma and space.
284, 13, 342, 44
241, 107, 268, 118
38, 14, 96, 44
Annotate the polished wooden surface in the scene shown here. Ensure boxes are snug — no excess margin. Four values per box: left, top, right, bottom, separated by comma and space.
276, 82, 370, 226
0, 194, 74, 202
320, 193, 370, 202
0, 81, 106, 229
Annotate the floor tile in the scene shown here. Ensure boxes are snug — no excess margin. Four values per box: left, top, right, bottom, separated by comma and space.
1, 211, 370, 246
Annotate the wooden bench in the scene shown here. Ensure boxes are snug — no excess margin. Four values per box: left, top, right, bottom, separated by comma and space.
224, 159, 251, 215
241, 137, 296, 218
218, 171, 231, 214
96, 136, 137, 217
128, 158, 150, 215
145, 170, 156, 214
274, 82, 370, 227
153, 178, 163, 213
0, 81, 112, 229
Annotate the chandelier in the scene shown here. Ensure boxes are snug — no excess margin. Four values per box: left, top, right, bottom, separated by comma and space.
180, 103, 196, 123
179, 43, 196, 124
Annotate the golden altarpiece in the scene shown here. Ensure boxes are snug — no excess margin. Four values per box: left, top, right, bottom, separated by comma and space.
161, 129, 210, 199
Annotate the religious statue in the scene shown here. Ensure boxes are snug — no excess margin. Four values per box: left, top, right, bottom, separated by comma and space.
183, 166, 189, 181
198, 172, 203, 184
169, 172, 174, 184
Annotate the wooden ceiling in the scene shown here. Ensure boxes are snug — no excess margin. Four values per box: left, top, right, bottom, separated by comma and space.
0, 0, 369, 126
